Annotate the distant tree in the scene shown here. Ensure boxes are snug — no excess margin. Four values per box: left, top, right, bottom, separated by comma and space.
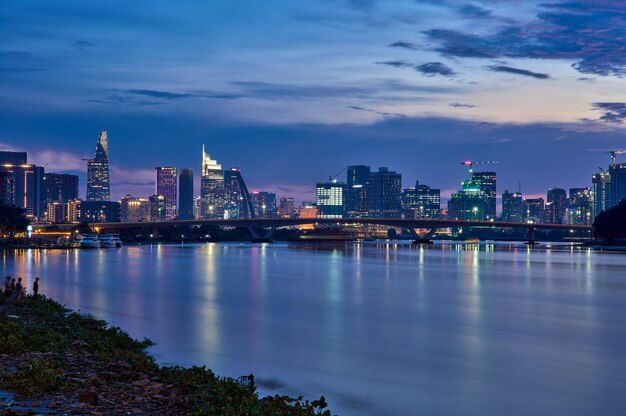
592, 199, 626, 241
0, 203, 30, 237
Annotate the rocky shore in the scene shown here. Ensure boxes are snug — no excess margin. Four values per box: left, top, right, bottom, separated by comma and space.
0, 295, 332, 415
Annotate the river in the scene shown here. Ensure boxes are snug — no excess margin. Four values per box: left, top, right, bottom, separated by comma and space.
3, 242, 626, 415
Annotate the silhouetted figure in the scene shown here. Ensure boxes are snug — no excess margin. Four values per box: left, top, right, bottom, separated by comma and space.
33, 277, 40, 298
249, 373, 255, 389
4, 276, 10, 297
10, 278, 16, 299
15, 278, 23, 302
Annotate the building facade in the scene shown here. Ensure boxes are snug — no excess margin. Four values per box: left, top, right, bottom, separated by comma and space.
608, 163, 626, 209
155, 167, 177, 220
367, 167, 402, 218
0, 151, 45, 219
316, 181, 345, 218
501, 190, 524, 222
200, 145, 225, 219
592, 170, 611, 220
568, 187, 593, 225
223, 168, 255, 219
86, 131, 111, 202
472, 171, 497, 220
278, 197, 296, 218
178, 168, 194, 220
43, 173, 79, 204
402, 181, 440, 219
251, 191, 277, 218
79, 200, 120, 223
524, 198, 545, 222
448, 179, 486, 220
546, 187, 567, 224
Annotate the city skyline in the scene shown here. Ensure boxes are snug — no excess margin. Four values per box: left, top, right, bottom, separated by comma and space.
2, 1, 626, 201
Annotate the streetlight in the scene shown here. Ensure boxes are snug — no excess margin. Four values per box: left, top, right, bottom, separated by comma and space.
472, 206, 478, 220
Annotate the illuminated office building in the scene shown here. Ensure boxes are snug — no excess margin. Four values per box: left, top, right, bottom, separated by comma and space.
0, 151, 45, 219
316, 180, 345, 218
86, 131, 110, 202
178, 168, 194, 220
501, 190, 524, 222
156, 167, 177, 220
367, 167, 402, 218
402, 181, 440, 219
200, 145, 225, 219
448, 179, 486, 220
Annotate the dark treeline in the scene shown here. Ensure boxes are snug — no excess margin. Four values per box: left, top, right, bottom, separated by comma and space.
593, 199, 626, 241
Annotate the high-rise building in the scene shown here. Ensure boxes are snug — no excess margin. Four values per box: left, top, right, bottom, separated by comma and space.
149, 194, 166, 221
367, 167, 402, 218
278, 197, 296, 218
223, 168, 255, 219
568, 187, 593, 225
608, 163, 626, 209
298, 202, 318, 219
472, 171, 497, 220
178, 168, 194, 220
448, 179, 486, 220
524, 198, 545, 222
344, 185, 368, 218
592, 170, 611, 220
121, 195, 151, 222
546, 187, 567, 224
0, 151, 45, 218
402, 181, 440, 219
155, 167, 177, 220
43, 173, 79, 204
347, 165, 371, 187
251, 191, 277, 218
501, 190, 524, 222
200, 145, 225, 219
316, 180, 345, 218
86, 131, 111, 202
79, 200, 120, 222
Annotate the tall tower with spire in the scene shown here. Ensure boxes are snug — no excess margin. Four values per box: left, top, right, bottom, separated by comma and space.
200, 145, 225, 218
86, 131, 111, 201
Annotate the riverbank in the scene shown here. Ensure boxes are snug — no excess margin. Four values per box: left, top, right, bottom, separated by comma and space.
0, 295, 332, 415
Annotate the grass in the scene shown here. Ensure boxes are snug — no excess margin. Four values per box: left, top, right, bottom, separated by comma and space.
0, 294, 333, 415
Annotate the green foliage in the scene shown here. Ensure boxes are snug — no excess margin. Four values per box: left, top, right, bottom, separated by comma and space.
0, 315, 67, 353
0, 202, 29, 236
1, 359, 65, 395
593, 198, 626, 241
159, 365, 217, 386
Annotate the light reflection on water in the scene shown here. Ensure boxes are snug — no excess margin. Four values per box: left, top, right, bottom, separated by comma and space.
2, 242, 626, 416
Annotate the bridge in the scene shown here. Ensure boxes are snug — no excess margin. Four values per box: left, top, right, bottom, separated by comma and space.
38, 218, 593, 244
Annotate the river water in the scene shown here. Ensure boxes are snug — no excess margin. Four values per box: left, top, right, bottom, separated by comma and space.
3, 242, 626, 415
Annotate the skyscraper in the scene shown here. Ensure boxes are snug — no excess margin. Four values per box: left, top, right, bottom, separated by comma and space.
524, 198, 545, 222
367, 167, 402, 218
448, 179, 486, 220
568, 187, 593, 225
0, 151, 45, 219
200, 145, 225, 219
156, 167, 177, 220
251, 191, 277, 218
501, 190, 524, 222
278, 197, 296, 218
402, 181, 440, 219
608, 162, 626, 209
316, 180, 345, 218
43, 173, 79, 204
472, 171, 497, 220
347, 165, 371, 187
86, 131, 110, 202
546, 187, 567, 224
178, 168, 194, 220
223, 167, 255, 219
592, 170, 611, 219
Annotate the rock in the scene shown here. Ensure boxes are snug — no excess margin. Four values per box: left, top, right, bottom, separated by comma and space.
78, 391, 99, 406
132, 378, 150, 387
72, 339, 90, 348
31, 400, 41, 407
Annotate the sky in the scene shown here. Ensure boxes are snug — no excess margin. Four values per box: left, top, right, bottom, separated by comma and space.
1, 0, 626, 202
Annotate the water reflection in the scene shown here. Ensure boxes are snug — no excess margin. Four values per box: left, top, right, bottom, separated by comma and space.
2, 242, 626, 416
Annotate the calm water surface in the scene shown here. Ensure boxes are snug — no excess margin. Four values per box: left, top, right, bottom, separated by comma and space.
3, 242, 626, 416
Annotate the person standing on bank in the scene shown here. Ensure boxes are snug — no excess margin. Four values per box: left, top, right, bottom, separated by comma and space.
15, 277, 23, 302
33, 277, 40, 298
4, 276, 10, 297
10, 278, 16, 299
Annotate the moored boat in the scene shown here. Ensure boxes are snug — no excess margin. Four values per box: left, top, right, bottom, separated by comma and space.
99, 234, 123, 248
78, 234, 101, 249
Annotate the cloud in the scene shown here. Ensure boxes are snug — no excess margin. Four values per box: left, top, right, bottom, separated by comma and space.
423, 2, 626, 76
126, 89, 242, 100
72, 40, 97, 50
376, 60, 456, 77
346, 105, 406, 118
457, 4, 492, 18
486, 65, 550, 79
0, 67, 45, 73
449, 102, 477, 108
415, 62, 456, 76
591, 102, 626, 124
388, 41, 420, 50
0, 51, 32, 59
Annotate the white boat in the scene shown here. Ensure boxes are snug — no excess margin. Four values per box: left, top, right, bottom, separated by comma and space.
99, 234, 123, 248
78, 234, 101, 249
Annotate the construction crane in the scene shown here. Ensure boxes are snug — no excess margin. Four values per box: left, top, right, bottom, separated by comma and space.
460, 160, 499, 179
607, 150, 626, 164
329, 167, 346, 182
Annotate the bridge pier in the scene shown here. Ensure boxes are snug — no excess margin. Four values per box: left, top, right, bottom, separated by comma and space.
408, 227, 436, 244
525, 227, 538, 245
247, 226, 276, 243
